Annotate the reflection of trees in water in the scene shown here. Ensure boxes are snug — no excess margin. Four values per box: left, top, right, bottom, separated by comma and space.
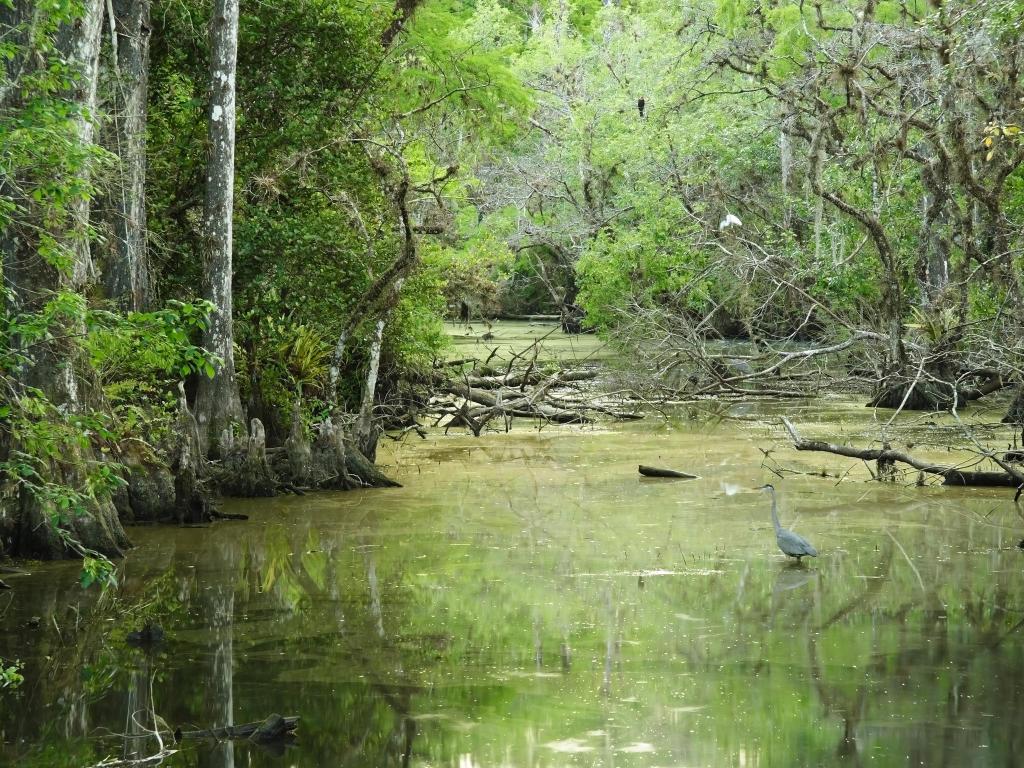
198, 582, 235, 768
122, 654, 153, 763
6, 482, 1024, 767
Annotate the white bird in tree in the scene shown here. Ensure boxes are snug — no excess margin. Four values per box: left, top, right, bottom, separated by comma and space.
718, 212, 742, 231
756, 484, 818, 563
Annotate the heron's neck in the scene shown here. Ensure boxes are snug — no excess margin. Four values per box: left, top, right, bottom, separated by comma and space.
769, 490, 781, 533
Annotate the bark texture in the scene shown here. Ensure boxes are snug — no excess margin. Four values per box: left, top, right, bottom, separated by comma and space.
218, 418, 277, 497
101, 0, 153, 309
0, 0, 130, 558
355, 317, 387, 461
194, 0, 245, 456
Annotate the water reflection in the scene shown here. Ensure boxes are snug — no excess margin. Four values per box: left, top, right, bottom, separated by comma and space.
1, 415, 1024, 766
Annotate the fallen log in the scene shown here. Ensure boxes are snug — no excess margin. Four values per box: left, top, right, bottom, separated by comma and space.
176, 714, 299, 743
781, 417, 1024, 487
497, 313, 561, 322
210, 510, 249, 521
446, 382, 589, 424
463, 369, 599, 389
638, 465, 700, 479
435, 357, 477, 368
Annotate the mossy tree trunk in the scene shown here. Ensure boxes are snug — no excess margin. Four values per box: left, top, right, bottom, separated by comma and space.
1, 0, 129, 559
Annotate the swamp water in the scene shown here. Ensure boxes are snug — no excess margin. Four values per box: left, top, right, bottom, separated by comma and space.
2, 401, 1024, 767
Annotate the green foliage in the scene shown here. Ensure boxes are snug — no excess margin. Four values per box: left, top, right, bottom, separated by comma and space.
0, 660, 23, 690
276, 324, 333, 395
387, 259, 451, 371
0, 1, 108, 272
577, 191, 704, 329
86, 301, 216, 382
78, 301, 217, 442
79, 554, 118, 591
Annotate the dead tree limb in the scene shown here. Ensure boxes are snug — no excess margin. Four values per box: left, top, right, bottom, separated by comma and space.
446, 381, 589, 424
176, 714, 299, 743
781, 418, 1024, 487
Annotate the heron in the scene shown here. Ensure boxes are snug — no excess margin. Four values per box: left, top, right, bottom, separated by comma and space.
756, 484, 817, 562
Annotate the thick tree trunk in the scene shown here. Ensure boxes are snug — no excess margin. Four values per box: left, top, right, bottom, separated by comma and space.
1, 1, 130, 559
59, 0, 105, 286
101, 0, 152, 310
194, 0, 245, 456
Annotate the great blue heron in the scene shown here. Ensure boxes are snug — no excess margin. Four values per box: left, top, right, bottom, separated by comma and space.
756, 484, 818, 562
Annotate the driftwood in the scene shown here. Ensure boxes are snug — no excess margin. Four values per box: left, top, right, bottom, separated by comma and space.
638, 465, 700, 479
434, 357, 477, 368
868, 369, 1007, 410
781, 417, 1024, 488
177, 714, 298, 743
426, 326, 640, 434
462, 369, 598, 390
210, 510, 248, 521
445, 381, 590, 425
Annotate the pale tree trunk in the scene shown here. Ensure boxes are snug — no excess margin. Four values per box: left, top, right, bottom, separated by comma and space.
355, 314, 389, 461
0, 0, 130, 558
102, 0, 152, 310
195, 0, 244, 456
63, 0, 105, 287
354, 317, 385, 457
779, 112, 795, 231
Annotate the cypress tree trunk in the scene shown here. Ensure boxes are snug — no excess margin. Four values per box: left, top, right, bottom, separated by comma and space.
194, 0, 245, 456
1, 0, 130, 559
102, 0, 153, 310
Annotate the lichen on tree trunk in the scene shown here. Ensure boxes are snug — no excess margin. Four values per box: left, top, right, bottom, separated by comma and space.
194, 0, 245, 457
99, 0, 153, 310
